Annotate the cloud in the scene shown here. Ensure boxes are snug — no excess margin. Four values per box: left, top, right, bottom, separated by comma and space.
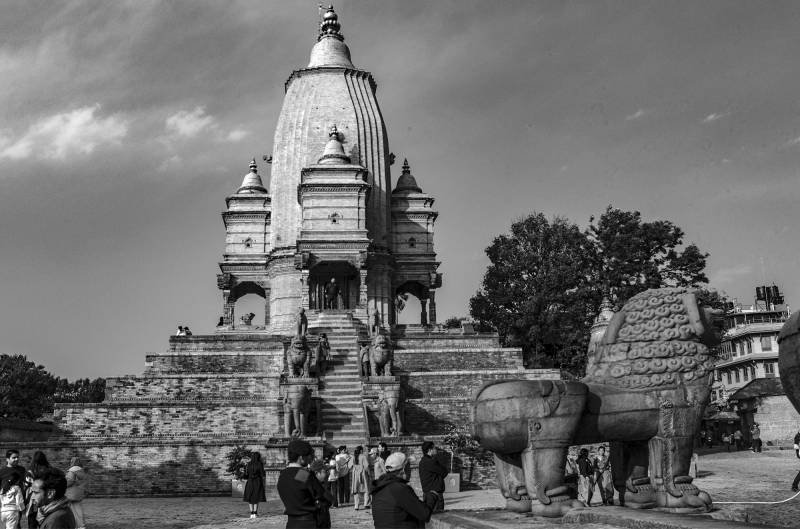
710, 264, 752, 286
165, 106, 216, 138
162, 106, 249, 144
784, 136, 800, 147
0, 105, 128, 161
701, 112, 730, 124
224, 129, 249, 142
625, 108, 647, 121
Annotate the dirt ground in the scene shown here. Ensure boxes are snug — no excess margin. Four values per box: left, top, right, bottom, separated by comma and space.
77, 448, 800, 528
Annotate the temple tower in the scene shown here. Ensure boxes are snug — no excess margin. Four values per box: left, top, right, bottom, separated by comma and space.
267, 6, 394, 332
390, 159, 441, 325
217, 159, 271, 327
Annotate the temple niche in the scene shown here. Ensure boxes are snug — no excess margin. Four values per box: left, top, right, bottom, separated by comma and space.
44, 6, 549, 496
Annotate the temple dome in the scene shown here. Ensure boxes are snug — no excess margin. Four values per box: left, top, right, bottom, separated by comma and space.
318, 125, 351, 164
308, 6, 354, 68
237, 159, 267, 194
393, 159, 422, 193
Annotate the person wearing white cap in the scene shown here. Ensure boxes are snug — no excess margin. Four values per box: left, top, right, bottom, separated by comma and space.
370, 452, 439, 529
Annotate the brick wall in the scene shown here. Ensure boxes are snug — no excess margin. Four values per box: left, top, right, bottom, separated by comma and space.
146, 352, 284, 374
106, 375, 279, 400
54, 401, 282, 437
393, 333, 500, 350
394, 349, 524, 372
0, 419, 53, 443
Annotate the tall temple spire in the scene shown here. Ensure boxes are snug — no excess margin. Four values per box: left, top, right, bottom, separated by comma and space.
308, 4, 353, 68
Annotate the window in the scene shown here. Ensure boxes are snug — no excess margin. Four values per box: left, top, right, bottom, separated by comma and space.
734, 370, 740, 383
750, 365, 756, 379
765, 362, 775, 375
761, 336, 773, 352
328, 212, 341, 224
244, 237, 253, 248
408, 237, 416, 248
710, 390, 716, 401
716, 370, 722, 382
726, 371, 732, 384
732, 342, 738, 357
746, 340, 752, 355
743, 368, 749, 381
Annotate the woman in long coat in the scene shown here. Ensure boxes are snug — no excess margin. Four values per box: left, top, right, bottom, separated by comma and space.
243, 452, 267, 518
350, 446, 371, 510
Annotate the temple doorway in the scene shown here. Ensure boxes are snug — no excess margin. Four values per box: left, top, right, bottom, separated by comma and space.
309, 262, 359, 310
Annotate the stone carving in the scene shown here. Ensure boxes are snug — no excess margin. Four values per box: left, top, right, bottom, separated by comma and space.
370, 333, 394, 376
473, 288, 722, 517
287, 336, 311, 377
283, 385, 311, 437
377, 387, 403, 437
295, 307, 308, 337
240, 312, 255, 326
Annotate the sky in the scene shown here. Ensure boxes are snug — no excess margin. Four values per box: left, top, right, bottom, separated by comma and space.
1, 0, 800, 380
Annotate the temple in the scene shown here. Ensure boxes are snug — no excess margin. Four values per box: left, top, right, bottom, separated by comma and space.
39, 6, 549, 495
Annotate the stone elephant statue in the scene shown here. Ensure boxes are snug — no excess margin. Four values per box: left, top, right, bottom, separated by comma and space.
473, 288, 723, 517
283, 385, 311, 437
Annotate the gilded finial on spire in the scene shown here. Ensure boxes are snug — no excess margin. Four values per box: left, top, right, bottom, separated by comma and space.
329, 124, 339, 140
402, 158, 410, 174
249, 158, 258, 173
318, 4, 343, 41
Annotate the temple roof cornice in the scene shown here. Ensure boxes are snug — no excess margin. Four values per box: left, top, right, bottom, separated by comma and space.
285, 67, 376, 93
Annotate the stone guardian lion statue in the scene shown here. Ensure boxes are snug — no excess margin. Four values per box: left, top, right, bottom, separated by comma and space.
473, 287, 722, 517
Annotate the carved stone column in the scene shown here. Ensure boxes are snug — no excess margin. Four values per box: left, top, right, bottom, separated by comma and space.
428, 290, 437, 325
222, 291, 235, 326
420, 298, 428, 326
264, 293, 271, 326
300, 270, 310, 310
359, 269, 368, 307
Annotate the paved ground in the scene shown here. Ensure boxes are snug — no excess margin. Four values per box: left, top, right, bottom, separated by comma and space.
79, 448, 800, 528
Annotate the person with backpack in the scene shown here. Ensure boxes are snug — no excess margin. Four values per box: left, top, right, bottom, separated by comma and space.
334, 446, 352, 506
65, 457, 88, 529
277, 440, 330, 529
371, 452, 439, 529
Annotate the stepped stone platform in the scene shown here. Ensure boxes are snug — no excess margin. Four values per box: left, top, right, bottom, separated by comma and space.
23, 312, 554, 496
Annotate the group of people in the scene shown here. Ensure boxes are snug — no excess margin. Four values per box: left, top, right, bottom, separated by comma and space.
568, 446, 613, 507
257, 439, 447, 528
0, 449, 87, 529
702, 424, 761, 452
175, 325, 192, 336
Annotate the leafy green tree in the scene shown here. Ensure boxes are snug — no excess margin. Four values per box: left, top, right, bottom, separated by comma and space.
0, 354, 58, 420
469, 213, 602, 372
589, 206, 709, 308
53, 377, 106, 403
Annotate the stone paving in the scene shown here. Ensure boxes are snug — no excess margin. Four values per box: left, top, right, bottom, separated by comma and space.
80, 448, 800, 528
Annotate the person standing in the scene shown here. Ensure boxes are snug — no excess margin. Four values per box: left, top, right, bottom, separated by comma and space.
576, 448, 595, 506
751, 423, 762, 453
350, 446, 370, 510
64, 457, 87, 529
243, 452, 266, 519
326, 456, 338, 508
28, 468, 75, 529
791, 439, 800, 492
418, 441, 448, 513
359, 345, 371, 378
309, 459, 333, 528
276, 440, 329, 529
373, 446, 388, 481
316, 334, 330, 375
27, 451, 52, 529
335, 446, 352, 506
593, 446, 613, 506
371, 452, 438, 529
0, 473, 24, 529
733, 429, 743, 450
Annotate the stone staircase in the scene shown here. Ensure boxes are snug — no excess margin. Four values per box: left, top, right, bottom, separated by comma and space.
309, 311, 370, 448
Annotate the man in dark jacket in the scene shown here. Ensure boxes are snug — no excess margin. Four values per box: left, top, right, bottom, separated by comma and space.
371, 452, 438, 529
418, 441, 448, 512
277, 439, 331, 528
29, 468, 76, 529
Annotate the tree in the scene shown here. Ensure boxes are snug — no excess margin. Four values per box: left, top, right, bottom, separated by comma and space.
470, 207, 712, 376
469, 213, 602, 372
53, 377, 106, 403
589, 206, 709, 308
0, 355, 57, 420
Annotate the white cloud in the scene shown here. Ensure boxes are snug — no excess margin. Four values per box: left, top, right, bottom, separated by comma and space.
165, 106, 216, 138
701, 112, 730, 124
625, 108, 647, 121
784, 136, 800, 147
225, 129, 249, 142
0, 105, 128, 160
162, 106, 248, 144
